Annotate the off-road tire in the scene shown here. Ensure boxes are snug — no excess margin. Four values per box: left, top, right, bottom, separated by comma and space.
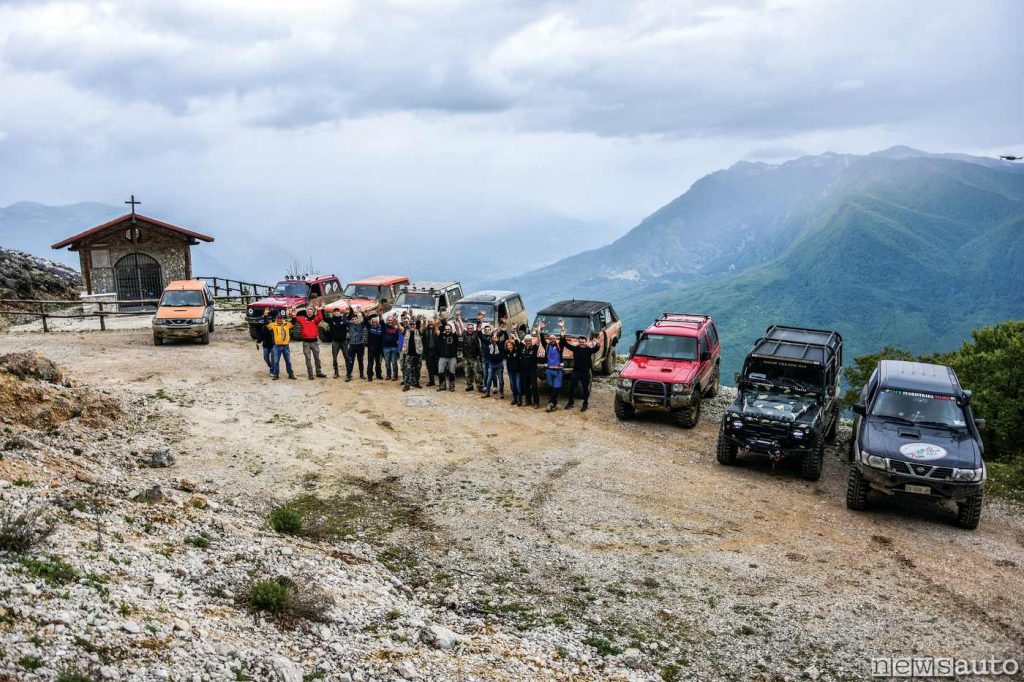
248, 324, 260, 341
956, 490, 983, 530
200, 330, 211, 345
825, 410, 838, 443
716, 429, 737, 465
613, 395, 634, 421
678, 392, 701, 429
602, 347, 615, 376
153, 334, 163, 346
845, 466, 869, 510
209, 315, 215, 333
707, 364, 720, 398
800, 438, 824, 481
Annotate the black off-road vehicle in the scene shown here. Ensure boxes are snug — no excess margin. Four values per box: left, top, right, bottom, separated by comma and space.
846, 360, 987, 529
717, 325, 843, 481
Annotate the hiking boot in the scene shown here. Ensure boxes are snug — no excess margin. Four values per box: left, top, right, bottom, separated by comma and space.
402, 385, 410, 392
272, 375, 279, 381
436, 383, 446, 392
563, 401, 575, 410
580, 401, 589, 412
465, 385, 474, 392
345, 375, 352, 382
308, 375, 314, 380
316, 372, 327, 379
546, 403, 556, 412
287, 374, 297, 380
427, 379, 435, 387
481, 392, 489, 399
448, 382, 455, 392
333, 369, 339, 378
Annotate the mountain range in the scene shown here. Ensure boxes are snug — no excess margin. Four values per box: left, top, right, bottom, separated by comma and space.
492, 147, 1024, 378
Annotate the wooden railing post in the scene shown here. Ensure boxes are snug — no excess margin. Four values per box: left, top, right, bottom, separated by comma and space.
98, 301, 106, 331
39, 303, 48, 332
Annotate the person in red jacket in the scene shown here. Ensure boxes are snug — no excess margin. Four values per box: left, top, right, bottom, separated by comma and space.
294, 304, 327, 380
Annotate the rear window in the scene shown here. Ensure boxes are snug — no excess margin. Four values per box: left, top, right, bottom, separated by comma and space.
161, 290, 205, 307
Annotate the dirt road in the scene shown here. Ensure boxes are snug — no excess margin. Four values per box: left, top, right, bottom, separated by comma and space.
4, 324, 1022, 679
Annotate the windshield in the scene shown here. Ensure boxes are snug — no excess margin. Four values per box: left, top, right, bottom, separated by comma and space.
743, 359, 823, 392
871, 389, 967, 428
160, 290, 205, 307
452, 302, 495, 322
634, 334, 697, 361
345, 284, 380, 299
273, 281, 310, 297
534, 315, 593, 338
394, 292, 436, 309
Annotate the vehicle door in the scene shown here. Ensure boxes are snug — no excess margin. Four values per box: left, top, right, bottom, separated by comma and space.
853, 368, 879, 450
324, 280, 342, 305
308, 283, 324, 307
698, 332, 713, 388
203, 286, 215, 319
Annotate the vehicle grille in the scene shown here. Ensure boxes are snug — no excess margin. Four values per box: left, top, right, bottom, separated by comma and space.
165, 319, 193, 326
633, 380, 666, 399
743, 418, 791, 440
888, 460, 954, 480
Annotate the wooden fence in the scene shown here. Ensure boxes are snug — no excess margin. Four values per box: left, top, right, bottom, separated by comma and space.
0, 296, 254, 332
198, 276, 272, 303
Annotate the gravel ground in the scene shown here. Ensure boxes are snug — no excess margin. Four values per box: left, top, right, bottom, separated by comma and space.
1, 327, 1022, 681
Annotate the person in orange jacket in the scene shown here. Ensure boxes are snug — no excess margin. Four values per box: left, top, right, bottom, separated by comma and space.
267, 311, 296, 381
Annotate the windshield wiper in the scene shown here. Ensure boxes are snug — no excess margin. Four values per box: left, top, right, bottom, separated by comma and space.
915, 420, 962, 432
876, 415, 918, 426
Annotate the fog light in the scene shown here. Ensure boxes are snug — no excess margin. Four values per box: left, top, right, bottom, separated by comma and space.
731, 419, 744, 430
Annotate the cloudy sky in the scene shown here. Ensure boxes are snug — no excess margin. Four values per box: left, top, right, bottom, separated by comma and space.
0, 0, 1021, 277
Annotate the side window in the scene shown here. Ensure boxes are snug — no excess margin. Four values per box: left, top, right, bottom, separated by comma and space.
309, 283, 323, 299
863, 368, 879, 403
609, 307, 619, 322
498, 302, 509, 319
700, 334, 710, 356
437, 294, 447, 312
707, 323, 719, 348
515, 296, 525, 315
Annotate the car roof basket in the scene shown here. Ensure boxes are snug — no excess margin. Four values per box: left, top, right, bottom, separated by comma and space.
654, 313, 709, 329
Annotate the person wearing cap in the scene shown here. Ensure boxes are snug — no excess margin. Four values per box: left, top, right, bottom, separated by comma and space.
294, 304, 327, 380
326, 306, 349, 378
267, 311, 297, 381
559, 321, 599, 412
520, 330, 541, 408
454, 312, 483, 392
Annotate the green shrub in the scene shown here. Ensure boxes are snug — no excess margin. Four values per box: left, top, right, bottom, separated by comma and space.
0, 506, 53, 553
249, 579, 291, 616
20, 555, 78, 584
19, 655, 43, 670
269, 506, 303, 535
582, 635, 623, 656
186, 534, 211, 549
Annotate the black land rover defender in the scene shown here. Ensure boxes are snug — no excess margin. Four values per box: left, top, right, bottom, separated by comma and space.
717, 325, 843, 481
846, 360, 987, 529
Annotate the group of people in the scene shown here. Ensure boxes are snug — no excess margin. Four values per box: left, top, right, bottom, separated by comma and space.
255, 304, 601, 412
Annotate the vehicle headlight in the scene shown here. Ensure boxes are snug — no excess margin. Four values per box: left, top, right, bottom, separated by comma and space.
152, 318, 165, 325
248, 307, 254, 316
792, 428, 807, 439
618, 378, 633, 389
672, 382, 691, 394
953, 467, 984, 482
189, 318, 206, 324
860, 450, 887, 470
730, 418, 744, 430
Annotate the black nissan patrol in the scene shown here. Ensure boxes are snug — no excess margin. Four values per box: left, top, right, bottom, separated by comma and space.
717, 325, 843, 481
846, 360, 987, 529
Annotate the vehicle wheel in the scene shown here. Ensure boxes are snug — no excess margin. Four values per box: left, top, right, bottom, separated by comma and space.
707, 364, 720, 398
602, 347, 615, 376
800, 438, 824, 481
956, 490, 983, 530
845, 466, 869, 510
613, 395, 634, 421
200, 330, 211, 345
248, 324, 259, 340
716, 429, 737, 465
678, 393, 701, 429
209, 315, 215, 333
825, 411, 838, 443
153, 334, 163, 346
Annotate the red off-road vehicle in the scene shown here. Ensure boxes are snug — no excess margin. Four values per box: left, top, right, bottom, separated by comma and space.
614, 313, 721, 428
244, 274, 344, 339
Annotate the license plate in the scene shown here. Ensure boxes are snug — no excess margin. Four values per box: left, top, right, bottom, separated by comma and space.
905, 484, 931, 495
637, 397, 660, 405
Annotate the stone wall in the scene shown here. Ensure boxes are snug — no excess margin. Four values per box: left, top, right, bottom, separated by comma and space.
78, 224, 192, 297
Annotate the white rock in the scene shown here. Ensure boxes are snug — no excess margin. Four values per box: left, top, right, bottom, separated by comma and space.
122, 620, 141, 634
421, 624, 466, 650
394, 660, 418, 679
100, 665, 121, 680
270, 655, 304, 682
804, 665, 821, 681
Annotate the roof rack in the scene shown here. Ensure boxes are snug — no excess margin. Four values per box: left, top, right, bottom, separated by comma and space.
654, 312, 710, 329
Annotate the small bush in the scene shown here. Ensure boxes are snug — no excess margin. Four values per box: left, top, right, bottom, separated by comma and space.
56, 664, 101, 682
0, 505, 53, 553
582, 635, 623, 656
250, 579, 291, 616
246, 576, 334, 623
186, 534, 211, 549
19, 655, 44, 670
269, 506, 303, 535
20, 555, 78, 584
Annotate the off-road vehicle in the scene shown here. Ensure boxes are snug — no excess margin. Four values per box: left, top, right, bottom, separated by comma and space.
532, 300, 622, 376
390, 281, 464, 321
326, 275, 411, 317
717, 325, 842, 480
614, 313, 721, 428
452, 291, 528, 332
846, 360, 987, 529
152, 279, 215, 346
245, 274, 343, 339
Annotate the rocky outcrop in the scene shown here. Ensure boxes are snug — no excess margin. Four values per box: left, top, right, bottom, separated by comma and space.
0, 248, 81, 301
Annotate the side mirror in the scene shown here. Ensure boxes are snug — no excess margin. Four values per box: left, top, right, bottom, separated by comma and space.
700, 351, 712, 362
975, 418, 986, 431
628, 344, 636, 356
635, 329, 643, 341
852, 403, 866, 416
734, 372, 740, 384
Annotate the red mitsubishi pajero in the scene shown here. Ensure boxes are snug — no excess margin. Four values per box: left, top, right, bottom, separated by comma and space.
614, 313, 721, 428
